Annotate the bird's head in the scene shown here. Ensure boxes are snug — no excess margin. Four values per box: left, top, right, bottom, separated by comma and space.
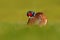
27, 11, 35, 18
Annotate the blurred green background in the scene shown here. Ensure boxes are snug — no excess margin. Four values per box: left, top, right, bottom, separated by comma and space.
0, 0, 60, 40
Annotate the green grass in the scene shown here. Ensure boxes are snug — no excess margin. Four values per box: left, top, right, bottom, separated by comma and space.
0, 0, 60, 40
0, 22, 60, 40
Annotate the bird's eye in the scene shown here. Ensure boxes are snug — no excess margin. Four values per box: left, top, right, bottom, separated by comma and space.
27, 11, 35, 18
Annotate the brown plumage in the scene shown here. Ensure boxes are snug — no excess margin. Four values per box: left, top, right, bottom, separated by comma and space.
27, 12, 47, 26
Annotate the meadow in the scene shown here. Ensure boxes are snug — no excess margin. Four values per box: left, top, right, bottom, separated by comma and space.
0, 0, 60, 40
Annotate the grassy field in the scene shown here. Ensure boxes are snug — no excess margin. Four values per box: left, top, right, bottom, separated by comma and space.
0, 23, 60, 40
0, 0, 60, 40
